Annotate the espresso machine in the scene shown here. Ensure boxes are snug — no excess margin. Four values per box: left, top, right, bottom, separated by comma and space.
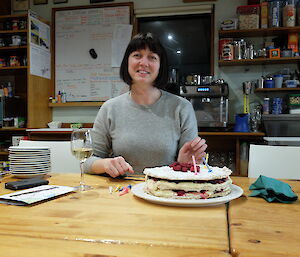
180, 79, 229, 129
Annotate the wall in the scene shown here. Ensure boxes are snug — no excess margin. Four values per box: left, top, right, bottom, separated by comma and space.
29, 0, 296, 123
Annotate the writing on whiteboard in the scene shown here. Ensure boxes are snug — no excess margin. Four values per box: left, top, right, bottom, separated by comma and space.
55, 6, 132, 101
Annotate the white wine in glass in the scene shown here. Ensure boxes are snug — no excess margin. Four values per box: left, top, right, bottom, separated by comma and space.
71, 129, 93, 191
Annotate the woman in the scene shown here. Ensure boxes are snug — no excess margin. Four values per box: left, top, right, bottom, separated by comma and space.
84, 32, 207, 177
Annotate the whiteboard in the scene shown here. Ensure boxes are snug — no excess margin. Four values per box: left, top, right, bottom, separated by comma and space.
54, 5, 133, 101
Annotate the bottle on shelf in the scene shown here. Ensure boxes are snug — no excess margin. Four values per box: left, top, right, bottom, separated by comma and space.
7, 82, 13, 97
57, 91, 62, 103
297, 0, 300, 25
283, 0, 296, 27
61, 90, 67, 103
269, 0, 283, 27
263, 97, 270, 114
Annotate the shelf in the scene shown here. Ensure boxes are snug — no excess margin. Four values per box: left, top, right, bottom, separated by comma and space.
0, 128, 27, 131
0, 66, 28, 70
49, 102, 104, 107
255, 87, 300, 92
0, 45, 27, 50
0, 14, 27, 20
219, 26, 300, 38
201, 132, 265, 136
218, 57, 300, 66
0, 151, 8, 156
0, 29, 28, 34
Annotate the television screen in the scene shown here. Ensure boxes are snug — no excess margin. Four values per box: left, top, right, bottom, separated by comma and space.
138, 13, 212, 87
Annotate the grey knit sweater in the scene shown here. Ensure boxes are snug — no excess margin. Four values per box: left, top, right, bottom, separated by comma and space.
84, 90, 198, 173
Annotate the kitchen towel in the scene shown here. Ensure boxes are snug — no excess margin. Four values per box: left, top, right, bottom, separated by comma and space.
249, 175, 298, 203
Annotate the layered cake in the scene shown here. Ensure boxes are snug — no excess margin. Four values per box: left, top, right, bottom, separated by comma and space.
143, 162, 232, 199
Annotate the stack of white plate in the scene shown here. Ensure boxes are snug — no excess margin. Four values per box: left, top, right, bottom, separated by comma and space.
0, 170, 6, 177
8, 146, 51, 178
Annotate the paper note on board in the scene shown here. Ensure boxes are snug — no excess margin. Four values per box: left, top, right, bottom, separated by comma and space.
111, 24, 133, 67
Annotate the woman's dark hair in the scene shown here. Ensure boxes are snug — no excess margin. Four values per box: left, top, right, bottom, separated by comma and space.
120, 32, 169, 89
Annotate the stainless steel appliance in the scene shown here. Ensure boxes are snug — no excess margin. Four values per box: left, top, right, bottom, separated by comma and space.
180, 81, 229, 128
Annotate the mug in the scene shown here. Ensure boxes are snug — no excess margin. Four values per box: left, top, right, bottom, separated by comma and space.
12, 35, 21, 46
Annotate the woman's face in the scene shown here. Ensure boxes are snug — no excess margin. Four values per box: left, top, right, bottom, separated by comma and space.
128, 47, 160, 87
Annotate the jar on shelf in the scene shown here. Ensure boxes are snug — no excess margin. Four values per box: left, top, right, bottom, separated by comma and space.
237, 5, 260, 29
9, 56, 20, 67
283, 0, 296, 27
11, 20, 18, 30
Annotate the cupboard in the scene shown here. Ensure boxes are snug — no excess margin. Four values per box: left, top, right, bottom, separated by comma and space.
0, 12, 52, 160
0, 12, 52, 128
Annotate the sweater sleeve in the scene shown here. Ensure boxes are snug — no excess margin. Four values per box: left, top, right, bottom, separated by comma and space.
83, 103, 112, 173
178, 100, 198, 149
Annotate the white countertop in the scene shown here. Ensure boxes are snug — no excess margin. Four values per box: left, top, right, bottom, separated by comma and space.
26, 128, 74, 132
264, 137, 300, 142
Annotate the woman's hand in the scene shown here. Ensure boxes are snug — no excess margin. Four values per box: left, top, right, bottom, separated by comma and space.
92, 156, 134, 178
177, 137, 207, 163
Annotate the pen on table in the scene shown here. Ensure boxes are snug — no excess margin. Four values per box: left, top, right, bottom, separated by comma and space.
9, 186, 59, 197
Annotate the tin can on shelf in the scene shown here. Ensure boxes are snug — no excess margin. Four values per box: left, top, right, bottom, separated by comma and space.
265, 77, 275, 88
272, 97, 283, 114
219, 38, 233, 60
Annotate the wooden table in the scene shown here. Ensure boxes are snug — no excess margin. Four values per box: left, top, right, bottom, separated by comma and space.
0, 174, 299, 257
229, 177, 300, 257
0, 174, 230, 257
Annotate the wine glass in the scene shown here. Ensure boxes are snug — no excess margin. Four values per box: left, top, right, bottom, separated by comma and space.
70, 129, 93, 191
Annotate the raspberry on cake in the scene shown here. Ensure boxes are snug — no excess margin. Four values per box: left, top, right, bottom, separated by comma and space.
143, 162, 232, 199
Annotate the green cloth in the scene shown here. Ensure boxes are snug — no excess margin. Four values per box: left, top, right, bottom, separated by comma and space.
249, 175, 298, 203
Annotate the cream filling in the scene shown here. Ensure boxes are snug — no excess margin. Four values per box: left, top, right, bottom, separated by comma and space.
144, 177, 232, 199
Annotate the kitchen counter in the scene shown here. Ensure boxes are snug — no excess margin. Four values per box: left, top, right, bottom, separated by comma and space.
199, 132, 265, 176
26, 129, 265, 176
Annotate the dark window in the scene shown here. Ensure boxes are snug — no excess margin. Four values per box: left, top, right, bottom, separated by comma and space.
138, 13, 213, 90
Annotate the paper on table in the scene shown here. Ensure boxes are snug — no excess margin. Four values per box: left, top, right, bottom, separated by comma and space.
0, 185, 75, 206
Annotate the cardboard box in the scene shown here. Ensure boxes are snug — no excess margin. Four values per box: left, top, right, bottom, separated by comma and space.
261, 2, 268, 28
288, 32, 298, 53
220, 18, 238, 30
